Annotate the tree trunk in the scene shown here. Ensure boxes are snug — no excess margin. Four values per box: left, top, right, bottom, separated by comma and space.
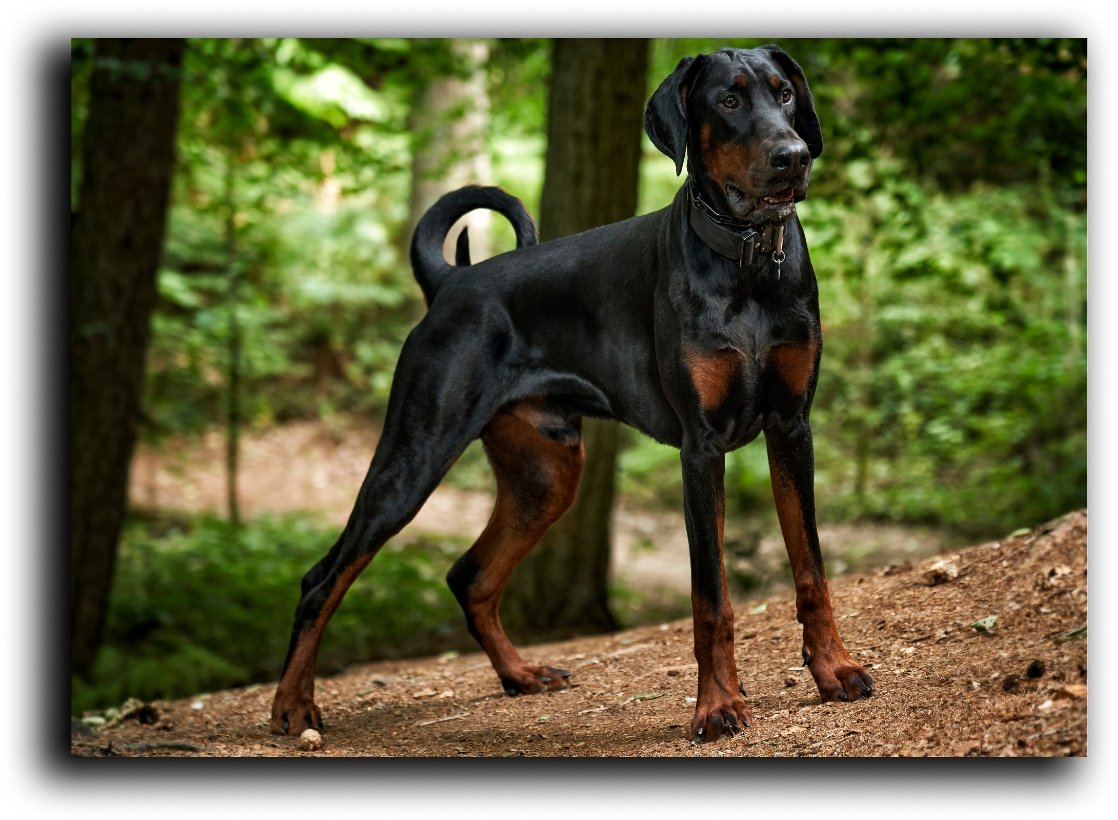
404, 39, 493, 269
503, 38, 650, 639
70, 38, 185, 677
223, 153, 242, 527
853, 207, 878, 510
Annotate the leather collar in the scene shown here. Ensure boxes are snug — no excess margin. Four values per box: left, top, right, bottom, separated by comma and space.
686, 178, 785, 272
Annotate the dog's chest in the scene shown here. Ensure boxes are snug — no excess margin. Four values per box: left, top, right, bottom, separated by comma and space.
684, 296, 818, 444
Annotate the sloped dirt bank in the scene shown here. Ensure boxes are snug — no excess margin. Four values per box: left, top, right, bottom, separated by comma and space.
72, 510, 1087, 758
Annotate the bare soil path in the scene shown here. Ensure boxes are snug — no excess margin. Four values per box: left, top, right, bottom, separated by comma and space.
72, 509, 1087, 758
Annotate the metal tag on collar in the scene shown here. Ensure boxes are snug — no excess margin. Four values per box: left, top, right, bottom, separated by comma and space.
737, 230, 759, 268
772, 224, 786, 280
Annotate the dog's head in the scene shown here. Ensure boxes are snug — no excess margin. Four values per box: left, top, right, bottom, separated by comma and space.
645, 45, 822, 224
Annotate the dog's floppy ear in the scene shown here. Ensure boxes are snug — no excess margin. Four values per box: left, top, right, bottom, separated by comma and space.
760, 45, 823, 158
644, 56, 702, 176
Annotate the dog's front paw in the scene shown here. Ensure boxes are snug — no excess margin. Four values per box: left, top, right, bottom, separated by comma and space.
690, 690, 753, 743
499, 664, 572, 696
803, 645, 875, 702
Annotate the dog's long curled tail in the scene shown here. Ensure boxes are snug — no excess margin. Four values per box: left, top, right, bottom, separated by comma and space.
410, 185, 538, 305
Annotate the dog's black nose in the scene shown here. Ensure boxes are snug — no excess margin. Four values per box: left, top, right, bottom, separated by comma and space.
769, 141, 810, 174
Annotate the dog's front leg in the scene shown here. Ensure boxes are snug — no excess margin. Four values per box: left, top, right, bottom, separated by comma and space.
764, 415, 875, 703
681, 441, 753, 742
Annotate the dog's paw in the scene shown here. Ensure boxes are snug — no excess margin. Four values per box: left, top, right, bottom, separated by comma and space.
690, 691, 753, 743
499, 665, 572, 696
817, 663, 875, 702
804, 646, 875, 702
271, 695, 324, 736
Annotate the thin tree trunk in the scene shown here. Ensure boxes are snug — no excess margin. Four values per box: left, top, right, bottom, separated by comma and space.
224, 154, 241, 527
70, 38, 185, 676
503, 38, 650, 639
853, 212, 877, 509
404, 39, 493, 269
1064, 209, 1082, 367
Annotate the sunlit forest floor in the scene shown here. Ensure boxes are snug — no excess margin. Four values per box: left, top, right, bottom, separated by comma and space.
128, 416, 956, 617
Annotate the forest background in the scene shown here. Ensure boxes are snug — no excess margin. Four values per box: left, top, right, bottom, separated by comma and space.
67, 36, 1087, 717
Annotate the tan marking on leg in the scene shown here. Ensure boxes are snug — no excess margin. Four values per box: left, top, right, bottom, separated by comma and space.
272, 556, 371, 732
766, 445, 871, 701
456, 404, 584, 690
684, 349, 740, 410
690, 489, 752, 740
768, 340, 819, 396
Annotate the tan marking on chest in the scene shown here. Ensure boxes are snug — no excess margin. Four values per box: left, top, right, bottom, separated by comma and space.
768, 341, 819, 395
685, 349, 741, 410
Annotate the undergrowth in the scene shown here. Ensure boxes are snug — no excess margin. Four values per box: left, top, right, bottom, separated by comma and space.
71, 513, 473, 715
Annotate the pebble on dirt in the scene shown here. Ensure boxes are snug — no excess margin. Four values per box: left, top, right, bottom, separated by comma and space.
300, 729, 323, 751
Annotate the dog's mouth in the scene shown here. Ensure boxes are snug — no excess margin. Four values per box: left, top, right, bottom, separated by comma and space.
725, 182, 803, 223
761, 187, 796, 205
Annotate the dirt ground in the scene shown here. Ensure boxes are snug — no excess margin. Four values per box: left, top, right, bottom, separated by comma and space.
71, 506, 1087, 758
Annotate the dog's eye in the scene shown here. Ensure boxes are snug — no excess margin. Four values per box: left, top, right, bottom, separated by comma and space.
720, 95, 739, 110
781, 88, 793, 104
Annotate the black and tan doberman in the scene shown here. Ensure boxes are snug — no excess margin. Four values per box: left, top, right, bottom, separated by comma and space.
272, 44, 874, 743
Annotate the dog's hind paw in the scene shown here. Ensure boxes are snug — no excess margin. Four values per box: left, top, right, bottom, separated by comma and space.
499, 665, 572, 696
271, 696, 324, 736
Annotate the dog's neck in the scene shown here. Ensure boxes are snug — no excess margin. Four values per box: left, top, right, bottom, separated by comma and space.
686, 178, 787, 276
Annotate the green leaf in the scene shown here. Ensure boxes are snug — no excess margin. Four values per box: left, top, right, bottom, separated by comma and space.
971, 615, 998, 633
1058, 625, 1087, 643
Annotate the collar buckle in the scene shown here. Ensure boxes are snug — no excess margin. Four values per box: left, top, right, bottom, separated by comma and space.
737, 230, 759, 268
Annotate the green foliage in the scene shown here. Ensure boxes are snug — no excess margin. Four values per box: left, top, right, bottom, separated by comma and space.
487, 39, 551, 141
801, 161, 1086, 535
72, 514, 469, 714
139, 38, 426, 439
832, 38, 1087, 192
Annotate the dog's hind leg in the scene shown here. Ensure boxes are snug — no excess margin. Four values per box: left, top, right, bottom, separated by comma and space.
270, 319, 510, 735
446, 400, 585, 695
270, 446, 471, 735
